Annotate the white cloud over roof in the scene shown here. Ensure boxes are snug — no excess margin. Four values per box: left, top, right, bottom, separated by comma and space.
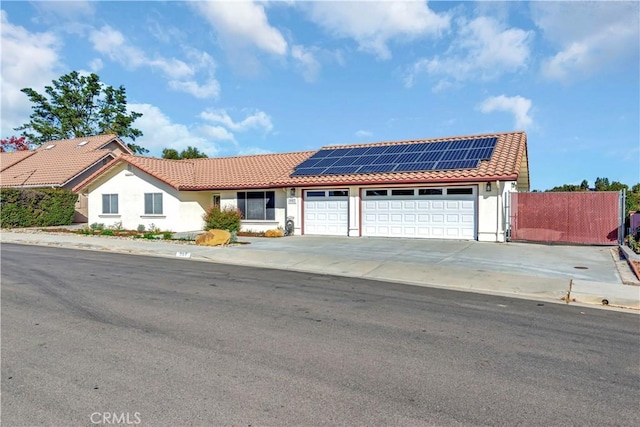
404, 15, 532, 89
477, 95, 533, 130
303, 0, 450, 60
532, 1, 639, 81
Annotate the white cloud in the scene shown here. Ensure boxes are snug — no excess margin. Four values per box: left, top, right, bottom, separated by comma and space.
355, 130, 373, 138
198, 125, 236, 143
129, 103, 218, 157
168, 79, 220, 99
190, 1, 287, 56
238, 146, 273, 156
533, 2, 639, 80
0, 11, 61, 138
405, 16, 532, 89
31, 0, 95, 22
200, 109, 273, 134
477, 95, 533, 129
303, 0, 450, 60
88, 58, 103, 72
291, 45, 321, 83
89, 25, 220, 98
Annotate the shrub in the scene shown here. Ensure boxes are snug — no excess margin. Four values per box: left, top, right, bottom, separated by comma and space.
137, 224, 146, 232
100, 229, 115, 236
264, 229, 284, 237
90, 222, 105, 231
162, 231, 173, 240
202, 205, 242, 233
0, 187, 77, 228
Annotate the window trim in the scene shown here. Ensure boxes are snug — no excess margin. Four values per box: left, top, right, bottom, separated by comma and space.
391, 189, 415, 196
365, 189, 388, 197
446, 187, 474, 195
144, 192, 163, 215
418, 188, 443, 196
102, 193, 118, 214
237, 191, 275, 221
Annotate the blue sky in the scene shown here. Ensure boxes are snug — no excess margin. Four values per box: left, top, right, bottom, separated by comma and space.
1, 1, 638, 190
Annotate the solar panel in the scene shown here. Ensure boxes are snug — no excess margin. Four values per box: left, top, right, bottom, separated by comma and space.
291, 137, 497, 176
358, 164, 396, 174
322, 165, 362, 175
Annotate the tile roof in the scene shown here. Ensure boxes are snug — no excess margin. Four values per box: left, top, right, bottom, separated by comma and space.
0, 135, 130, 187
281, 131, 528, 187
74, 131, 528, 192
74, 151, 316, 192
0, 150, 36, 172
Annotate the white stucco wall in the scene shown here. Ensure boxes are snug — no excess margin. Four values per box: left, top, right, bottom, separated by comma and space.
85, 167, 514, 241
85, 163, 208, 233
295, 182, 510, 242
477, 180, 517, 242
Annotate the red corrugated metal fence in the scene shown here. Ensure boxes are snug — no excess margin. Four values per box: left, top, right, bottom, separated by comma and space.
509, 192, 621, 245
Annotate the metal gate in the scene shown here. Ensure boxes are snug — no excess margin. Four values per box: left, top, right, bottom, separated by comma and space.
508, 191, 624, 245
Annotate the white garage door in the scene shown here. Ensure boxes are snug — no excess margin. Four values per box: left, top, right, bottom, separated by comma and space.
304, 189, 349, 236
362, 187, 476, 239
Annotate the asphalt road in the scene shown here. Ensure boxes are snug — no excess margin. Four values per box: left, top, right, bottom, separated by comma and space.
2, 243, 639, 426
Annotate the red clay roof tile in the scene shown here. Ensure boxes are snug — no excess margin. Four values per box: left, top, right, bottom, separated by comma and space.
74, 131, 528, 192
0, 135, 130, 187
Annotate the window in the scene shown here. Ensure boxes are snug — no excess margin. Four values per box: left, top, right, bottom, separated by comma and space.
144, 193, 163, 215
237, 191, 275, 220
447, 188, 473, 195
212, 194, 221, 207
306, 191, 326, 197
391, 189, 414, 196
329, 190, 348, 197
102, 194, 118, 214
366, 189, 388, 196
418, 188, 443, 196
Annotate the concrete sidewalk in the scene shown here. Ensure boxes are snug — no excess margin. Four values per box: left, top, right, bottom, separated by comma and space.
1, 229, 638, 311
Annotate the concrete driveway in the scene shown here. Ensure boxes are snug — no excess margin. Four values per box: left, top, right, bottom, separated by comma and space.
234, 235, 622, 283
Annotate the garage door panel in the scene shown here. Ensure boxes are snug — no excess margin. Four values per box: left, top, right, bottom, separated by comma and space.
304, 190, 348, 236
362, 187, 477, 239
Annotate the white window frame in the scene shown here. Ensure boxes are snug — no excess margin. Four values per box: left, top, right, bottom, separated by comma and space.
144, 193, 163, 215
102, 194, 118, 214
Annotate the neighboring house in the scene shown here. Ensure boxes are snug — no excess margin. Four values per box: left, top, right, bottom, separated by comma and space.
74, 131, 529, 242
0, 135, 133, 222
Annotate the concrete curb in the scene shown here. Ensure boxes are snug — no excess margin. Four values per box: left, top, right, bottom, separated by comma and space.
570, 279, 640, 310
619, 245, 640, 282
2, 230, 639, 312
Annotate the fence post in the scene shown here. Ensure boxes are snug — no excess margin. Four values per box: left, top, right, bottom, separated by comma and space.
619, 189, 626, 245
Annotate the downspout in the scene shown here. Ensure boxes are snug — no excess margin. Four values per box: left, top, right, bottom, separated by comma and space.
282, 187, 289, 228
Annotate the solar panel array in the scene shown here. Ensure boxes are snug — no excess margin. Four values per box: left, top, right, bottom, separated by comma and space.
291, 137, 498, 177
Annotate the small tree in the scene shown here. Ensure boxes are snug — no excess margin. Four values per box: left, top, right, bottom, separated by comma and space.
180, 146, 207, 159
0, 136, 30, 152
202, 205, 242, 233
162, 146, 207, 159
16, 71, 147, 154
162, 148, 181, 159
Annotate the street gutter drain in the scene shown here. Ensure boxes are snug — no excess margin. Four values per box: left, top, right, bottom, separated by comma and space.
574, 266, 588, 269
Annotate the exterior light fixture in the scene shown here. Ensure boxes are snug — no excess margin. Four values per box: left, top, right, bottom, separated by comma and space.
486, 182, 492, 192
290, 188, 296, 197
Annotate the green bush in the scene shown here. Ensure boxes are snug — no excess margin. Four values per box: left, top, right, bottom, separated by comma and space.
202, 205, 242, 233
0, 187, 77, 228
100, 229, 115, 236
